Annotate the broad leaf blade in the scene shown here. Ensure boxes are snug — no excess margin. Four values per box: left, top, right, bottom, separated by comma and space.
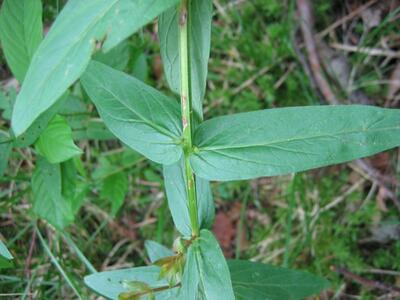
158, 0, 212, 122
0, 241, 13, 261
191, 105, 400, 181
84, 266, 179, 300
11, 0, 180, 136
81, 61, 183, 165
196, 229, 235, 300
0, 0, 43, 82
31, 158, 74, 230
163, 158, 214, 236
228, 260, 329, 300
145, 240, 174, 263
35, 115, 82, 164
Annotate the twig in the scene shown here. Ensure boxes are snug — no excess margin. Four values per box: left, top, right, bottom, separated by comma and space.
333, 266, 400, 294
297, 0, 339, 104
330, 43, 400, 58
231, 65, 271, 95
350, 161, 400, 211
317, 0, 379, 38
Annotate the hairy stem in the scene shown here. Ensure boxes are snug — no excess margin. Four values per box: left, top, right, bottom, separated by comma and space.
179, 0, 199, 237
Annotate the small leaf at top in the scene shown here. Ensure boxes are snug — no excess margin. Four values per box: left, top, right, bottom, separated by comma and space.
11, 0, 180, 136
228, 260, 329, 300
191, 105, 400, 181
81, 61, 183, 165
0, 0, 43, 82
35, 115, 82, 164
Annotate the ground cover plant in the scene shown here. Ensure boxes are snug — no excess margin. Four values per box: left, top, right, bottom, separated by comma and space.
0, 0, 399, 299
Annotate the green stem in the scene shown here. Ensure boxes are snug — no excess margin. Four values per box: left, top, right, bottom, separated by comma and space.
179, 0, 199, 237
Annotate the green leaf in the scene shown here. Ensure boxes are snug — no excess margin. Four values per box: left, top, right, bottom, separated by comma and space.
0, 0, 43, 82
35, 115, 82, 164
81, 61, 183, 165
145, 240, 174, 263
84, 266, 179, 300
61, 159, 87, 215
158, 0, 212, 122
191, 105, 400, 181
72, 119, 115, 141
14, 93, 68, 148
11, 0, 180, 137
131, 53, 149, 82
94, 40, 131, 71
0, 240, 13, 260
0, 88, 13, 120
196, 229, 235, 300
100, 172, 128, 216
228, 260, 329, 300
163, 158, 214, 236
0, 131, 12, 177
0, 256, 14, 269
178, 246, 199, 300
31, 158, 74, 230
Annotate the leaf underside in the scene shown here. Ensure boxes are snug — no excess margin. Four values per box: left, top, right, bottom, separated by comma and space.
11, 0, 180, 136
81, 61, 183, 165
158, 0, 212, 122
228, 260, 329, 300
163, 158, 214, 236
191, 105, 400, 181
84, 266, 178, 300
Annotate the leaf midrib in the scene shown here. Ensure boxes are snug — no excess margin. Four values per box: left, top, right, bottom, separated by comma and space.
96, 86, 180, 141
197, 126, 400, 151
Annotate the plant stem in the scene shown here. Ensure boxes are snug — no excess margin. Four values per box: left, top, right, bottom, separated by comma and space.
179, 0, 199, 237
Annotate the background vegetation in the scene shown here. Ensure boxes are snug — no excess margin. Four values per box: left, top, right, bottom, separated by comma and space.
0, 0, 399, 299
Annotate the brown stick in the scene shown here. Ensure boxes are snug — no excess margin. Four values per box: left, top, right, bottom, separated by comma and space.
333, 266, 400, 294
297, 0, 339, 104
317, 0, 379, 38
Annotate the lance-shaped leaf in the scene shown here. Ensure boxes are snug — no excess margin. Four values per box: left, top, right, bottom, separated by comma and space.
158, 0, 212, 122
196, 230, 235, 300
31, 158, 74, 230
228, 260, 329, 300
11, 0, 180, 137
84, 266, 179, 300
35, 115, 82, 164
164, 158, 214, 236
178, 246, 199, 300
0, 0, 43, 82
81, 61, 183, 165
191, 105, 400, 181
